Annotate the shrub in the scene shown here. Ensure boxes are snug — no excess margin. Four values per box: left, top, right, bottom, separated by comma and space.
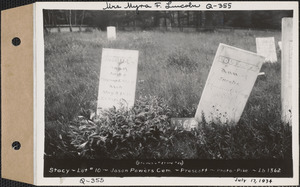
67, 96, 205, 159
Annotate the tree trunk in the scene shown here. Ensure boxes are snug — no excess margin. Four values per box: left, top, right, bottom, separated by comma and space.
164, 11, 167, 31
74, 10, 77, 26
80, 10, 85, 31
187, 11, 190, 27
153, 13, 160, 28
134, 20, 136, 31
177, 11, 181, 31
69, 10, 73, 32
202, 11, 206, 28
170, 12, 174, 28
46, 11, 51, 25
196, 11, 201, 31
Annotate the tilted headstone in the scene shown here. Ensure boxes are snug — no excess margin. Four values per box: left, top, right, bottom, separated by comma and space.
195, 43, 264, 124
107, 26, 116, 40
97, 48, 139, 115
281, 18, 293, 124
256, 37, 277, 63
170, 118, 198, 131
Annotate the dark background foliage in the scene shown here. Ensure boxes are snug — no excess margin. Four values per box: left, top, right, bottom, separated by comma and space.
43, 9, 293, 30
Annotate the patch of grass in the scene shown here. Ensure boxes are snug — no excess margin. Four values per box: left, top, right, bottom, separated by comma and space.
44, 30, 291, 159
166, 47, 198, 72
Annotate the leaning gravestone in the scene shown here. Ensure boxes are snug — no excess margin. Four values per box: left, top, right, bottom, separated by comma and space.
281, 18, 293, 124
256, 37, 277, 63
107, 26, 116, 40
195, 43, 265, 124
97, 48, 139, 115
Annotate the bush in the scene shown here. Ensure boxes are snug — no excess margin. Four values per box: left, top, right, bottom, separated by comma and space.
67, 96, 204, 159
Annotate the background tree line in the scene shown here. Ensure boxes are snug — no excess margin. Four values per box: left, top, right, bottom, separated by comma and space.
43, 10, 293, 31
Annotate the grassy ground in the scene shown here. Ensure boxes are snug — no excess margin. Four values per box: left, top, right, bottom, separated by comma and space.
44, 29, 292, 159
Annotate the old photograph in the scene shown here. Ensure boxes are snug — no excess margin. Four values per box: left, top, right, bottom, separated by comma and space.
41, 4, 295, 181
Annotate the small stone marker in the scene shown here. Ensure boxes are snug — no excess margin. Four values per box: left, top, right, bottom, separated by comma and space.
195, 43, 264, 124
278, 41, 282, 51
170, 118, 198, 131
107, 26, 116, 40
281, 18, 293, 124
256, 37, 277, 63
97, 48, 139, 115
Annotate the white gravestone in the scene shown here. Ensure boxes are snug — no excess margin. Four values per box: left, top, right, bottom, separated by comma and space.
281, 18, 293, 124
107, 26, 116, 40
256, 37, 277, 63
97, 48, 139, 115
195, 43, 265, 124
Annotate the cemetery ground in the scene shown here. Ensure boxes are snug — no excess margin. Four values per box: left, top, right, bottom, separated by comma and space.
44, 29, 292, 160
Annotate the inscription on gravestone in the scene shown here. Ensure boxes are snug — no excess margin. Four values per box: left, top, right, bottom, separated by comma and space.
256, 37, 277, 63
195, 43, 264, 124
107, 26, 116, 40
97, 48, 139, 115
281, 18, 293, 124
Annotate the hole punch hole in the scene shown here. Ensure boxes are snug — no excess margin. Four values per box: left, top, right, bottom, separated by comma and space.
12, 37, 21, 46
12, 141, 21, 150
